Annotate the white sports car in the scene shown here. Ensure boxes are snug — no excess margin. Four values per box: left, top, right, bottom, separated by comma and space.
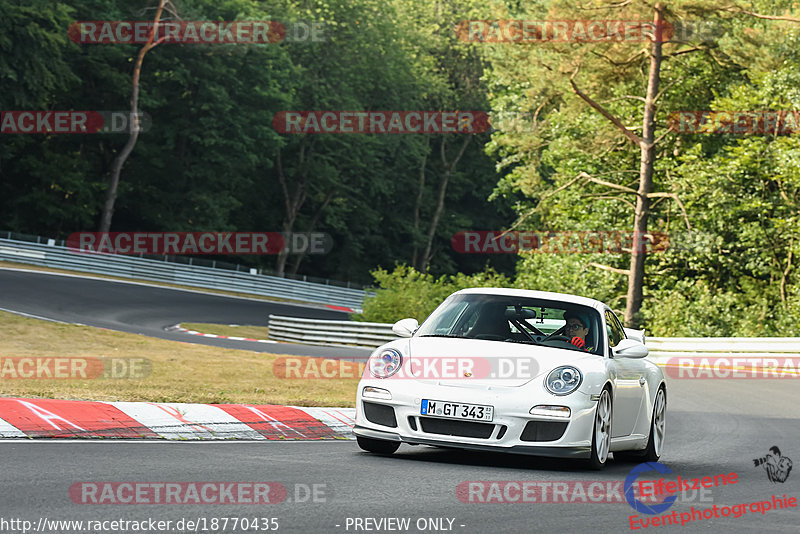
353, 288, 666, 469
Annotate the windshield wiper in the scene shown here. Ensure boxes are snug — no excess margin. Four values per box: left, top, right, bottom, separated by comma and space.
418, 334, 465, 338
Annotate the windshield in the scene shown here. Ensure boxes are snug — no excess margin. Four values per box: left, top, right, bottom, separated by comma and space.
415, 293, 603, 355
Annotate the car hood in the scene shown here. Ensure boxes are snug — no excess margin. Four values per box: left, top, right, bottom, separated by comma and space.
404, 336, 599, 387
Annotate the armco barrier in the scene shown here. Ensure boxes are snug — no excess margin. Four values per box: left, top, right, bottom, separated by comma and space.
268, 315, 396, 348
0, 237, 366, 311
646, 337, 800, 359
267, 315, 800, 357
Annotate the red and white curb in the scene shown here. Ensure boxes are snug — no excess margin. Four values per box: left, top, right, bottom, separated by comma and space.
0, 398, 354, 440
169, 324, 277, 344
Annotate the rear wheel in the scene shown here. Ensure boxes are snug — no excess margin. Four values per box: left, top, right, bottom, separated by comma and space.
615, 386, 666, 462
641, 387, 666, 461
356, 436, 400, 455
587, 389, 611, 470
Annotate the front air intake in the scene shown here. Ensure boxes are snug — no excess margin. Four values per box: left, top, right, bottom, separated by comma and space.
362, 402, 397, 428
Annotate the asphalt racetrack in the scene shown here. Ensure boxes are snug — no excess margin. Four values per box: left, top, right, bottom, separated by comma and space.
1, 378, 798, 533
0, 267, 372, 359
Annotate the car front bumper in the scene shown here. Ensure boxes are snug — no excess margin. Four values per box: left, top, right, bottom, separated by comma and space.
354, 379, 599, 459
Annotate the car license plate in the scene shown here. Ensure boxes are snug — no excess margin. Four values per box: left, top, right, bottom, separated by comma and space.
420, 399, 493, 422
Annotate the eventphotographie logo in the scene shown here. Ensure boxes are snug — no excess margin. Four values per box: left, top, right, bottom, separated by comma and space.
753, 446, 793, 483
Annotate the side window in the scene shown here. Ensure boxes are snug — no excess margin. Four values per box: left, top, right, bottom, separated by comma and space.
605, 310, 625, 348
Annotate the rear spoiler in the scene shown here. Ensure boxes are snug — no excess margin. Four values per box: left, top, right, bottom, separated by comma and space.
624, 327, 646, 345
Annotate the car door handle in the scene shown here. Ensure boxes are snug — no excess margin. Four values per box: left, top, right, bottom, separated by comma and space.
639, 377, 646, 386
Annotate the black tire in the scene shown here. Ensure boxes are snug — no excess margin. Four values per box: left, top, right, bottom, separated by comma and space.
587, 388, 612, 470
356, 435, 400, 454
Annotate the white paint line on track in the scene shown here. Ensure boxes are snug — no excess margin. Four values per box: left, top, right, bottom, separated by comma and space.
170, 325, 278, 344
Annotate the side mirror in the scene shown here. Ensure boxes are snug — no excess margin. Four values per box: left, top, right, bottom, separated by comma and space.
612, 338, 649, 359
392, 318, 419, 338
623, 327, 646, 345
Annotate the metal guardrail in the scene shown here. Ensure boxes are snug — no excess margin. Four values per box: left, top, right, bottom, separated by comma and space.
0, 238, 367, 311
267, 315, 395, 348
267, 315, 800, 355
645, 337, 800, 360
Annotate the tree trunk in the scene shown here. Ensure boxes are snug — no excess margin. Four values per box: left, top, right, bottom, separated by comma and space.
99, 0, 166, 232
411, 137, 430, 268
624, 4, 664, 327
275, 147, 307, 276
419, 136, 471, 271
288, 191, 333, 275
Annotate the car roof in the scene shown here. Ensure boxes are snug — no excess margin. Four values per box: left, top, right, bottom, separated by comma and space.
452, 287, 606, 311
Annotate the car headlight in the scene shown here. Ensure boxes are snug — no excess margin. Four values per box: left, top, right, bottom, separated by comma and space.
369, 348, 403, 378
545, 366, 582, 396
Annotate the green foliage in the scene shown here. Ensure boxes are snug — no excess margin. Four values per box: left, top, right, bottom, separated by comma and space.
356, 264, 512, 323
6, 0, 800, 338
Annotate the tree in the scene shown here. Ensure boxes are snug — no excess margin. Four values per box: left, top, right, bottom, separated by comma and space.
481, 0, 746, 326
99, 0, 170, 232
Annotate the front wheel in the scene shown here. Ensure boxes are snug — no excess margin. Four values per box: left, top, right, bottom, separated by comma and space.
356, 435, 400, 454
615, 386, 666, 462
641, 387, 666, 461
587, 389, 612, 470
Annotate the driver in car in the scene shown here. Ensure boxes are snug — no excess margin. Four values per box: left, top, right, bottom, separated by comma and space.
563, 310, 593, 351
